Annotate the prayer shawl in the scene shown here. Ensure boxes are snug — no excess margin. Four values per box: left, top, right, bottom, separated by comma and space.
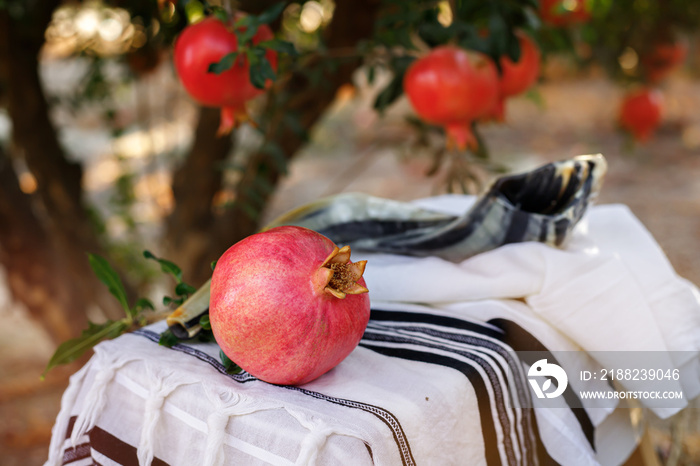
45, 197, 700, 466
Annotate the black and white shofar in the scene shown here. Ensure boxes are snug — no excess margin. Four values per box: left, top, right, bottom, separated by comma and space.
167, 154, 607, 338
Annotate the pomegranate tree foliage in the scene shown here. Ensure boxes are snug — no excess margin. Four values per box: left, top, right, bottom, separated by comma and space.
371, 0, 538, 114
2, 0, 697, 374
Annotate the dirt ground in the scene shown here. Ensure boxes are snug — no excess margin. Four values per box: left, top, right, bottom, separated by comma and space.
2, 69, 700, 464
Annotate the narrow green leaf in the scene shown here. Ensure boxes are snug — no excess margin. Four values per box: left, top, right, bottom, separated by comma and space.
366, 65, 376, 85
42, 320, 128, 378
175, 282, 197, 297
210, 6, 229, 22
234, 14, 255, 28
256, 2, 286, 24
133, 298, 155, 314
418, 21, 452, 47
373, 73, 404, 113
249, 56, 277, 89
88, 254, 129, 314
237, 22, 260, 44
158, 329, 180, 348
488, 14, 509, 58
143, 250, 183, 283
208, 52, 239, 75
505, 31, 522, 64
197, 330, 217, 343
210, 260, 218, 271
163, 296, 184, 306
199, 314, 211, 330
257, 38, 298, 56
219, 349, 243, 374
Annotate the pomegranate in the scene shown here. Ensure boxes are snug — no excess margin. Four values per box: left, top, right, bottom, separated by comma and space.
173, 16, 278, 134
210, 226, 370, 385
485, 31, 541, 121
539, 0, 591, 27
641, 39, 688, 83
404, 46, 499, 150
619, 88, 663, 143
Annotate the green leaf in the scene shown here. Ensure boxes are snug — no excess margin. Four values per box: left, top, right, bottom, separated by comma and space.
256, 2, 286, 24
158, 328, 180, 348
42, 320, 128, 379
373, 54, 416, 113
175, 282, 197, 297
197, 330, 217, 343
374, 73, 404, 113
210, 260, 218, 271
488, 14, 509, 58
88, 254, 129, 315
366, 65, 376, 84
210, 6, 229, 22
143, 250, 183, 283
163, 296, 184, 306
257, 38, 298, 56
418, 21, 452, 48
241, 26, 261, 45
208, 52, 239, 75
234, 14, 256, 28
505, 31, 522, 63
220, 350, 243, 374
133, 298, 155, 314
249, 56, 277, 89
199, 314, 211, 330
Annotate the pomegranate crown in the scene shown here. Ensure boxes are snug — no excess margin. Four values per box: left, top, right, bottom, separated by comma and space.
320, 245, 368, 299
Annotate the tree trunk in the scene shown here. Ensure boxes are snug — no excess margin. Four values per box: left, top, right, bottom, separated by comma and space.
0, 147, 77, 342
165, 107, 233, 286
166, 0, 381, 285
0, 4, 129, 335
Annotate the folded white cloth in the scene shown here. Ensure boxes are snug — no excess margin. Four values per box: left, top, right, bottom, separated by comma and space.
45, 196, 700, 466
363, 196, 700, 415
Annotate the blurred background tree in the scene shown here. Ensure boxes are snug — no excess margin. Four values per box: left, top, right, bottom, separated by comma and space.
0, 0, 699, 343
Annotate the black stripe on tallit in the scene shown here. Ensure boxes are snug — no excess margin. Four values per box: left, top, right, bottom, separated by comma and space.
284, 385, 416, 466
62, 415, 169, 466
62, 442, 91, 464
133, 329, 417, 466
369, 309, 505, 339
369, 309, 558, 466
318, 218, 455, 244
362, 324, 523, 465
372, 196, 496, 252
378, 322, 538, 466
359, 343, 503, 466
488, 318, 595, 451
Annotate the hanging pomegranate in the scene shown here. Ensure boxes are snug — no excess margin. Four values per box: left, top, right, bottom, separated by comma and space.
619, 88, 663, 143
640, 39, 688, 84
484, 31, 541, 121
173, 16, 278, 135
403, 46, 499, 150
539, 0, 591, 27
210, 226, 371, 386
